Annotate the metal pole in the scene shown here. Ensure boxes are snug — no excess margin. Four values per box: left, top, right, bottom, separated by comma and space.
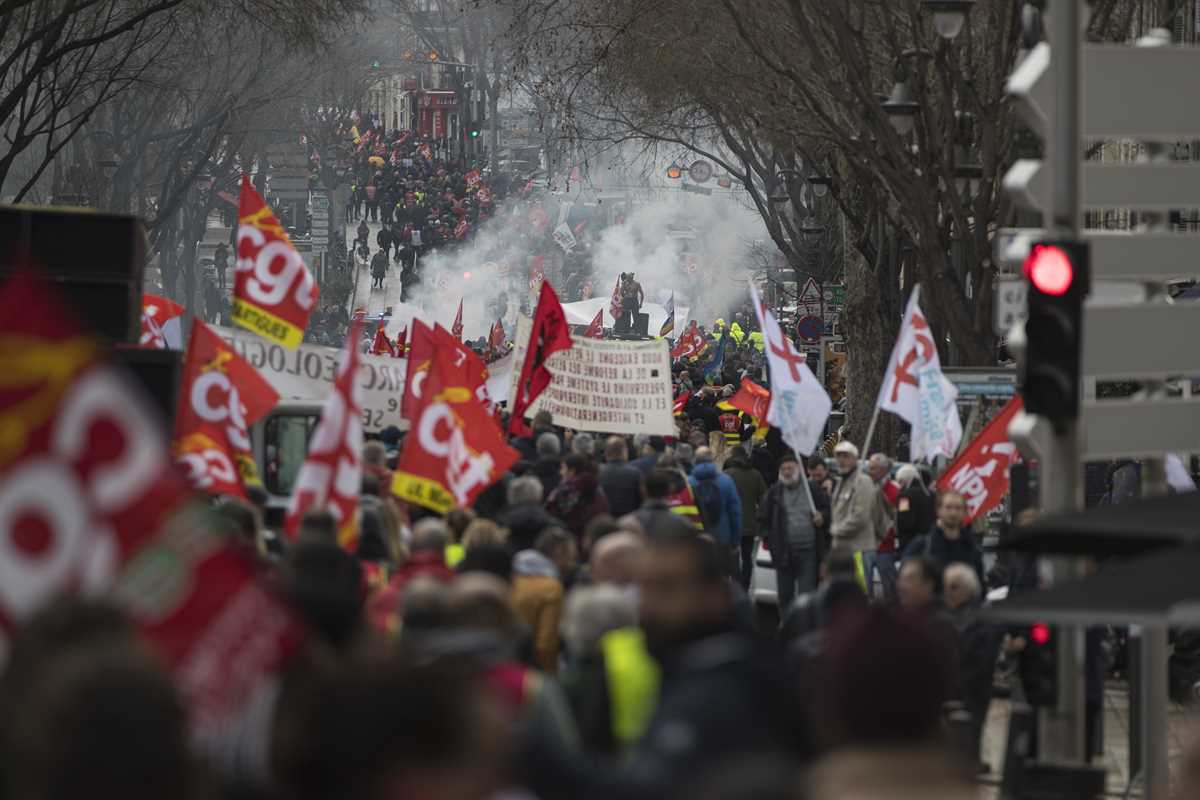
1141, 626, 1171, 800
1038, 0, 1086, 764
860, 403, 881, 457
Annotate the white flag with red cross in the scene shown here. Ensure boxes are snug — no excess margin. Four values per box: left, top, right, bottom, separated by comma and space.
750, 283, 831, 456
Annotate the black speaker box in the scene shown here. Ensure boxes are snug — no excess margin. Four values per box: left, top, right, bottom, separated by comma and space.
633, 312, 649, 337
110, 346, 182, 434
0, 206, 146, 343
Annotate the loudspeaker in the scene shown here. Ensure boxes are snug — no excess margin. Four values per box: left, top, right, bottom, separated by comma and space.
633, 312, 649, 337
0, 206, 146, 343
110, 346, 182, 435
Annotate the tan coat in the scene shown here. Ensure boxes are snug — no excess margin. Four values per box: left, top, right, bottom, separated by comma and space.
510, 574, 564, 674
830, 469, 885, 553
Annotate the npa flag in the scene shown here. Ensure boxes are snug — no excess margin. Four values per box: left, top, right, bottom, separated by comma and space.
392, 349, 518, 513
284, 320, 364, 550
509, 281, 572, 436
141, 293, 185, 349
489, 319, 506, 353
671, 321, 705, 360
750, 283, 831, 456
936, 397, 1023, 523
878, 286, 962, 460
233, 175, 319, 348
451, 298, 464, 341
729, 377, 771, 422
371, 321, 395, 356
0, 272, 186, 641
609, 276, 622, 322
174, 321, 279, 498
584, 308, 603, 339
660, 292, 675, 338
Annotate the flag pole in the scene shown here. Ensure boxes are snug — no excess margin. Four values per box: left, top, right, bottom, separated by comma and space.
861, 403, 882, 458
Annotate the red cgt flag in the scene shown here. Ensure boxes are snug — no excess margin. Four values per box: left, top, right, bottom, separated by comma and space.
489, 319, 506, 353
371, 321, 395, 356
451, 298, 464, 341
402, 320, 489, 420
0, 272, 187, 640
509, 281, 572, 436
673, 389, 690, 416
140, 293, 185, 349
728, 377, 771, 421
392, 344, 518, 513
232, 174, 319, 349
584, 308, 603, 339
671, 320, 705, 360
284, 319, 364, 550
174, 321, 279, 499
936, 396, 1024, 524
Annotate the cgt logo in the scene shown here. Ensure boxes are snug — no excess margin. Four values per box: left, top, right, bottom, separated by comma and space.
415, 401, 496, 505
236, 222, 317, 311
190, 362, 252, 451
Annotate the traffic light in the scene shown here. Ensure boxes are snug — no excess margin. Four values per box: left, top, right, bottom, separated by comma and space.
1021, 240, 1089, 431
1018, 621, 1057, 707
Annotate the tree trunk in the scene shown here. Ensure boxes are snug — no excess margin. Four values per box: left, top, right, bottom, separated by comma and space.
488, 90, 500, 162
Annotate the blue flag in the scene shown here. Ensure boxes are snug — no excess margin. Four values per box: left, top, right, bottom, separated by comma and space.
703, 327, 729, 384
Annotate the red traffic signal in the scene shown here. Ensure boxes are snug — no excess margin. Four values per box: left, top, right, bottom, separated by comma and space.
1030, 621, 1051, 646
1023, 244, 1075, 296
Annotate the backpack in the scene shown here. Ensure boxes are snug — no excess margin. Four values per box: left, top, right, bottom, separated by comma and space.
693, 477, 723, 530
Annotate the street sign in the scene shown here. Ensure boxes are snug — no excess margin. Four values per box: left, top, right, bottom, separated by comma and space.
1083, 398, 1200, 459
688, 161, 713, 184
1082, 303, 1200, 380
795, 315, 822, 343
798, 277, 822, 315
680, 183, 713, 196
993, 276, 1028, 335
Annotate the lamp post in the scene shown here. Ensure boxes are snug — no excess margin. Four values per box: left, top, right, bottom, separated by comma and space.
881, 80, 919, 136
922, 0, 976, 41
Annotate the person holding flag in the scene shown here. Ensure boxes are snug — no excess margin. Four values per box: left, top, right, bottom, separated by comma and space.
509, 281, 573, 436
659, 292, 675, 338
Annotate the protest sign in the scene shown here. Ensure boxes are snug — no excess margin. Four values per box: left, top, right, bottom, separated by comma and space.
508, 317, 676, 435
214, 326, 408, 432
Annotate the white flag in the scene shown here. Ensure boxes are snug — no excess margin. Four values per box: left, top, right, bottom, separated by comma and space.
878, 285, 941, 425
910, 364, 962, 461
750, 284, 831, 456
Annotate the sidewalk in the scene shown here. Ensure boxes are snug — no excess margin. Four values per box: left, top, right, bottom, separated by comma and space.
979, 683, 1195, 797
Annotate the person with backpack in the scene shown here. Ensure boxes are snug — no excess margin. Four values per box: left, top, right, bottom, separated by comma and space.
688, 447, 743, 577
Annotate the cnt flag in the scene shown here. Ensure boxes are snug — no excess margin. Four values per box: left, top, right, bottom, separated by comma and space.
174, 321, 279, 499
392, 343, 518, 513
750, 283, 831, 456
509, 281, 572, 436
584, 308, 603, 339
660, 292, 675, 338
141, 293, 185, 349
284, 319, 365, 550
232, 174, 319, 348
877, 286, 962, 461
936, 397, 1023, 523
0, 272, 186, 643
451, 297, 464, 341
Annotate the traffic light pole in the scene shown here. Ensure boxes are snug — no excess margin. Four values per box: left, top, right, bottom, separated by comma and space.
1038, 0, 1087, 765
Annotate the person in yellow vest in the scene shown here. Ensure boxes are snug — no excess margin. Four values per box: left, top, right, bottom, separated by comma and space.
748, 330, 765, 353
715, 390, 746, 451
559, 585, 660, 756
729, 321, 745, 346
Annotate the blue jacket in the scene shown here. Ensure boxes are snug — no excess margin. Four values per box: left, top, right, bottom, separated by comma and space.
689, 462, 743, 546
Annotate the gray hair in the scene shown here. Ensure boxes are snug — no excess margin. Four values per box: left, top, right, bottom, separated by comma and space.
411, 518, 449, 553
536, 431, 561, 457
561, 584, 638, 656
571, 432, 595, 457
943, 563, 981, 600
675, 443, 694, 463
363, 440, 387, 466
507, 475, 544, 506
633, 433, 650, 452
694, 446, 714, 464
895, 464, 924, 489
868, 453, 893, 472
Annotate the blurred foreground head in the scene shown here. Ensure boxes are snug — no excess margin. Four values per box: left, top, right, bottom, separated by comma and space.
638, 533, 730, 660
0, 598, 192, 800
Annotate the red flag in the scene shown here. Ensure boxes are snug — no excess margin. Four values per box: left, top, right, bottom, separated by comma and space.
401, 320, 435, 420
609, 276, 622, 322
936, 396, 1024, 524
509, 281, 572, 436
489, 319, 506, 353
284, 320, 364, 550
673, 389, 690, 416
232, 174, 319, 348
728, 377, 771, 421
584, 308, 603, 339
454, 219, 469, 240
0, 272, 186, 640
394, 323, 407, 358
402, 320, 489, 420
476, 185, 492, 205
371, 321, 395, 356
671, 321, 705, 360
451, 298, 464, 341
465, 169, 482, 188
392, 347, 518, 513
140, 293, 185, 349
174, 321, 279, 498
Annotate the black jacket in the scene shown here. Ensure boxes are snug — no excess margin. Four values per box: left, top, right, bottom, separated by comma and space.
757, 480, 831, 569
497, 503, 561, 553
531, 456, 562, 497
599, 460, 643, 518
895, 483, 935, 552
902, 526, 985, 585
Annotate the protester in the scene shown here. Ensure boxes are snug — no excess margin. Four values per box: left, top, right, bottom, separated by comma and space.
532, 432, 564, 496
902, 490, 985, 585
498, 476, 560, 552
722, 445, 768, 588
894, 464, 935, 552
512, 528, 576, 674
943, 563, 1001, 770
598, 436, 643, 518
829, 442, 887, 597
688, 447, 743, 576
759, 453, 831, 610
546, 454, 610, 537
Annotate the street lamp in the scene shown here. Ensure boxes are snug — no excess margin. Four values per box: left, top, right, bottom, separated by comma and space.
666, 163, 683, 179
799, 218, 824, 241
769, 168, 801, 204
922, 0, 976, 41
807, 174, 833, 198
881, 81, 918, 136
953, 161, 983, 197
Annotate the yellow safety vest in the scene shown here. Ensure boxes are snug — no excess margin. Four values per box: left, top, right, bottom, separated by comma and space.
748, 331, 765, 353
601, 627, 660, 746
445, 543, 466, 568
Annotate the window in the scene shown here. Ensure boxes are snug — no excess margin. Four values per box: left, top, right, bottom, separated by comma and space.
262, 412, 320, 497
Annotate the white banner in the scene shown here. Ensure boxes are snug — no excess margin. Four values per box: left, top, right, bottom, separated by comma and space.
552, 223, 577, 253
508, 317, 676, 436
213, 326, 408, 432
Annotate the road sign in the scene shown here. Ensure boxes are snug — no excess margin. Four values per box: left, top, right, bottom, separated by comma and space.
1083, 398, 1200, 459
688, 160, 713, 184
1082, 303, 1200, 380
994, 276, 1028, 335
795, 315, 822, 343
798, 277, 822, 315
680, 183, 713, 196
